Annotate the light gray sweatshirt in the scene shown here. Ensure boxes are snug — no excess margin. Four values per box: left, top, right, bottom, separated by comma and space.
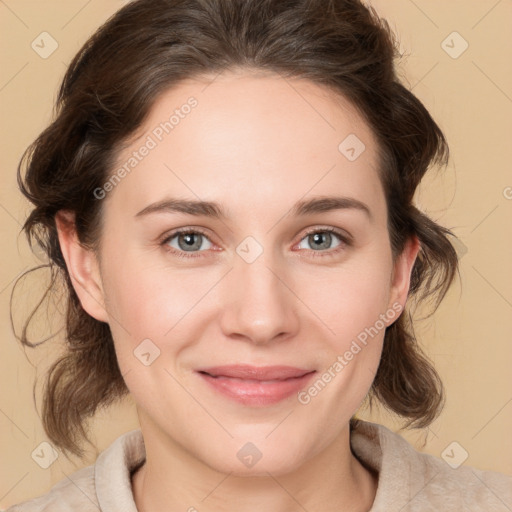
5, 420, 512, 511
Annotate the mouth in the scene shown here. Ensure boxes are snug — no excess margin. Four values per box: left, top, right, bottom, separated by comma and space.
195, 365, 316, 406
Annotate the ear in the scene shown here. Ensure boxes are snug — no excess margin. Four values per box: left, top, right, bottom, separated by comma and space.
55, 210, 109, 323
387, 234, 421, 322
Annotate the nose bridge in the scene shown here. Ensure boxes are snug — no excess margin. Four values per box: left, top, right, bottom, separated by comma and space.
219, 237, 298, 344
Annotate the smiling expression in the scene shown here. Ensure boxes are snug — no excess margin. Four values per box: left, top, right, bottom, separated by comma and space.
61, 68, 417, 476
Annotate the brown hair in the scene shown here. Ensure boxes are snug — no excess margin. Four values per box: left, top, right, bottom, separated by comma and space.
13, 0, 459, 458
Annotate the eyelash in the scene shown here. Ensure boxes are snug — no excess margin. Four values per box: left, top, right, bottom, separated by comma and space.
160, 226, 352, 260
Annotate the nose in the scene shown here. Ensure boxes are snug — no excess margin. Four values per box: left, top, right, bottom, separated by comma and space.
218, 249, 300, 346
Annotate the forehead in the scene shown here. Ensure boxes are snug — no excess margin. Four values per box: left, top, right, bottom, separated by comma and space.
106, 69, 385, 221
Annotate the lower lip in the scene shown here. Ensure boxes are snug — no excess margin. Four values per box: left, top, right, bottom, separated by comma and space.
197, 371, 316, 406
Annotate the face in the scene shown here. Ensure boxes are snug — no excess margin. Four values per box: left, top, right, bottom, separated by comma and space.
58, 69, 418, 476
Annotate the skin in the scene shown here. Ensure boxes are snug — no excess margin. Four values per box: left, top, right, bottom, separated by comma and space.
56, 68, 419, 512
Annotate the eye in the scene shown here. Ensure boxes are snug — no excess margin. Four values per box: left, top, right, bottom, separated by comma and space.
161, 228, 213, 258
161, 226, 351, 259
295, 227, 351, 257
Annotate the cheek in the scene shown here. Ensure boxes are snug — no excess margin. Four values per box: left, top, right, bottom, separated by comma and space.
101, 230, 208, 321
303, 250, 392, 394
299, 273, 388, 418
313, 259, 393, 346
98, 249, 198, 362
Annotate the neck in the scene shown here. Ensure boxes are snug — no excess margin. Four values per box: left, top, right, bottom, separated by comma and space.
131, 416, 377, 512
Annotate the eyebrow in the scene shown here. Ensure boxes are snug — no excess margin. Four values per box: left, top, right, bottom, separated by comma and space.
135, 195, 372, 221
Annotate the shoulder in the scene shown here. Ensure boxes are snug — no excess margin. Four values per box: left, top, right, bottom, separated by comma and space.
3, 464, 97, 511
4, 429, 145, 512
351, 419, 512, 511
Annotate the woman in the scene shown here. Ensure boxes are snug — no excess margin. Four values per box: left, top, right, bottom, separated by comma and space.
6, 0, 511, 510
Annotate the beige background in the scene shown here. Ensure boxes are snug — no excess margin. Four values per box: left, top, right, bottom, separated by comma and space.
1, 0, 511, 507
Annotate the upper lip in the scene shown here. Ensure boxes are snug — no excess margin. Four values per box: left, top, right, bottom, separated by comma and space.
197, 365, 315, 381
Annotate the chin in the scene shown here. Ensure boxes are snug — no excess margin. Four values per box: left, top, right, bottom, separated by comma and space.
198, 440, 308, 478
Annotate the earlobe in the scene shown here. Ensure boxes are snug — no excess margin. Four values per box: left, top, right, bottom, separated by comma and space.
54, 210, 109, 323
388, 235, 421, 320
